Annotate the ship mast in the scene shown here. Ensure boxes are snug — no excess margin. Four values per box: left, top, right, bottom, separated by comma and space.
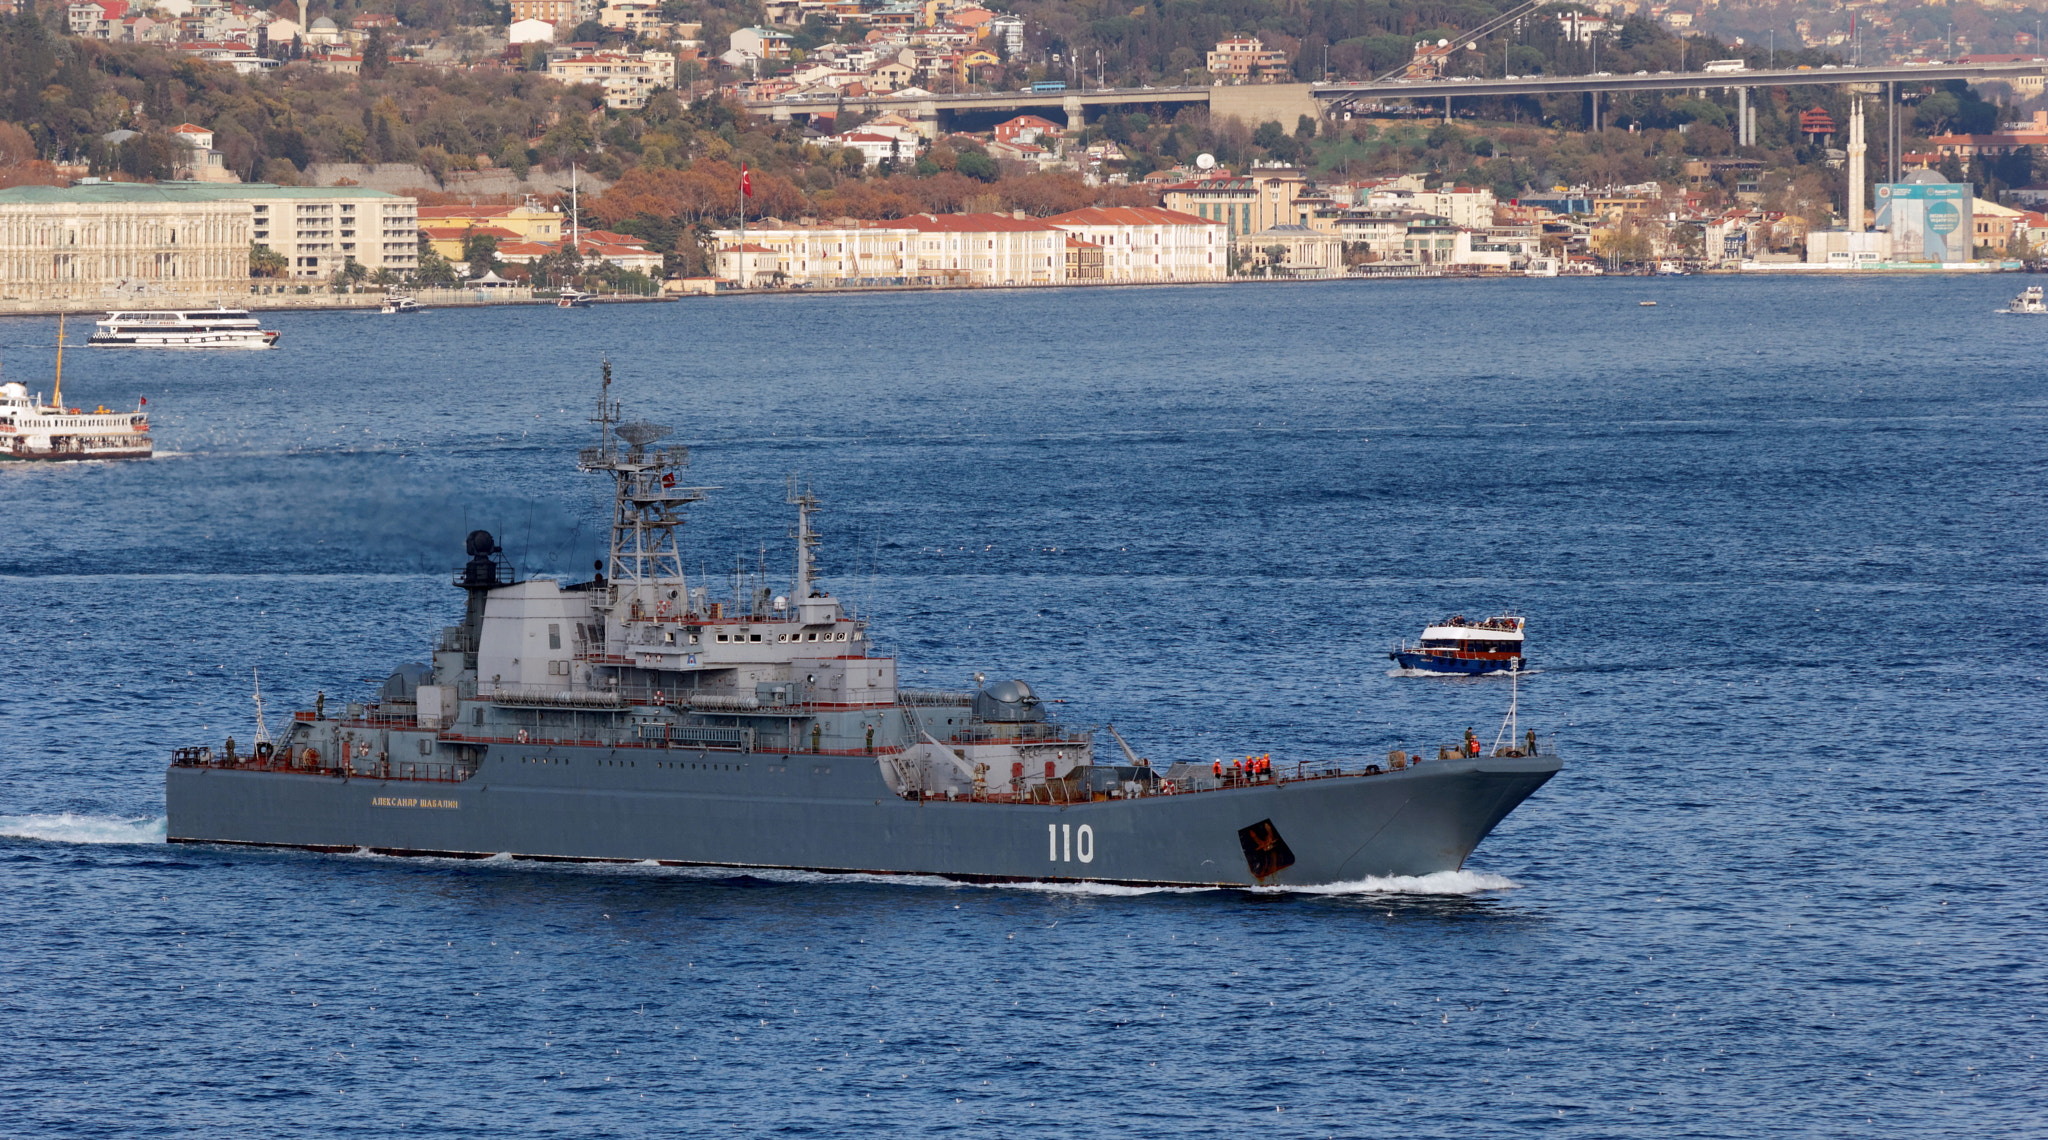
787, 475, 821, 598
1490, 659, 1521, 755
252, 667, 271, 746
52, 313, 64, 411
579, 362, 712, 619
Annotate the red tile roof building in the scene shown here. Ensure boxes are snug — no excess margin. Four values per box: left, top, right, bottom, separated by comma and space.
1042, 206, 1227, 282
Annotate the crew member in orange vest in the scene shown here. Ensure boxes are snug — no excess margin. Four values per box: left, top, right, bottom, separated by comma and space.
1213, 759, 1222, 779
1465, 728, 1479, 756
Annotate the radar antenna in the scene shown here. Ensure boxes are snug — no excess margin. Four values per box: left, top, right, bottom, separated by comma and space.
578, 361, 716, 620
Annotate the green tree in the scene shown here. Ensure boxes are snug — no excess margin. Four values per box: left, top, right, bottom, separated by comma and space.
414, 233, 459, 287
363, 26, 389, 79
956, 150, 998, 181
249, 242, 287, 278
462, 229, 502, 276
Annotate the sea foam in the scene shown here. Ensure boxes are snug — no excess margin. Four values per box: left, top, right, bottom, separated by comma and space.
0, 813, 167, 845
1260, 869, 1519, 896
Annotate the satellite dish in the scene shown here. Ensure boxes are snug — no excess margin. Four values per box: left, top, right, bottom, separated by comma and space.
1438, 38, 1449, 47
1195, 152, 1216, 170
773, 595, 788, 610
615, 421, 672, 446
1467, 41, 1477, 50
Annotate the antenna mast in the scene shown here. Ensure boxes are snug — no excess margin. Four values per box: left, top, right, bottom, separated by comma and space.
787, 475, 822, 598
52, 313, 64, 410
1490, 659, 1521, 755
579, 361, 714, 619
252, 667, 271, 746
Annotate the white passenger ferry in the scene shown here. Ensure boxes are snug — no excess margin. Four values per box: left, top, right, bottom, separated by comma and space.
90, 308, 280, 348
0, 322, 151, 461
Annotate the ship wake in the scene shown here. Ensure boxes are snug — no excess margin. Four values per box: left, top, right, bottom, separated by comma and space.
0, 813, 167, 845
1258, 869, 1519, 896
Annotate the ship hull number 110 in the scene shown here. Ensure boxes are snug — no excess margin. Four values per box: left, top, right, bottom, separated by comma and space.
1048, 823, 1094, 863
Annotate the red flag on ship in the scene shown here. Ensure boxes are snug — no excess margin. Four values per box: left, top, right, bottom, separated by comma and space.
139, 396, 147, 405
741, 163, 753, 198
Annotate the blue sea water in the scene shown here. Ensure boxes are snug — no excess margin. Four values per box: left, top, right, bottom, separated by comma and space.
1, 277, 2044, 1137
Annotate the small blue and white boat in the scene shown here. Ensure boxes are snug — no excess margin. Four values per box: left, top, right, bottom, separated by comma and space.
1389, 614, 1526, 675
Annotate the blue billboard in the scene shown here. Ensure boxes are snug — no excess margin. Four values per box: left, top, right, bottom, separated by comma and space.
1875, 180, 1972, 262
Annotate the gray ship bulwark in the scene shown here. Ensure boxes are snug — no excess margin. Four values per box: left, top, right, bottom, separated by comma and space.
166, 749, 1558, 886
165, 365, 1564, 888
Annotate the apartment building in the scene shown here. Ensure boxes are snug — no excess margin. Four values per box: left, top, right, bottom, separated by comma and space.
600, 0, 664, 36
510, 0, 577, 24
1160, 167, 1308, 239
1206, 36, 1290, 82
239, 186, 418, 279
548, 50, 676, 109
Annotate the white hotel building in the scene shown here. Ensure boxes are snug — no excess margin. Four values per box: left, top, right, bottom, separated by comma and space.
711, 208, 1225, 288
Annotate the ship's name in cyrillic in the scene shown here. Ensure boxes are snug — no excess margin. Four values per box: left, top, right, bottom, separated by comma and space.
370, 797, 459, 809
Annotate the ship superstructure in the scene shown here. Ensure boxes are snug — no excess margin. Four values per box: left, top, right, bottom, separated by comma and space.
166, 368, 1560, 887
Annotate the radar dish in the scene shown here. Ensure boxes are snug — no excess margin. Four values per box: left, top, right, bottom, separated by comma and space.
616, 421, 673, 447
1195, 153, 1216, 170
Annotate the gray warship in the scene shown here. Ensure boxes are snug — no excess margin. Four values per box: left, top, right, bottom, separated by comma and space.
166, 369, 1561, 887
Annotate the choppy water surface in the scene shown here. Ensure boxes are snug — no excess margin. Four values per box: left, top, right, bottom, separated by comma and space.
2, 278, 2043, 1137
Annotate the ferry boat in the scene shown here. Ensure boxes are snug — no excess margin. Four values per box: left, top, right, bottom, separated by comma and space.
2005, 286, 2047, 314
0, 321, 151, 461
1389, 614, 1526, 676
89, 308, 280, 348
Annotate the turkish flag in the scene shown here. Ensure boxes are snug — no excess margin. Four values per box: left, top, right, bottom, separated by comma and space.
139, 396, 147, 405
741, 163, 753, 198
